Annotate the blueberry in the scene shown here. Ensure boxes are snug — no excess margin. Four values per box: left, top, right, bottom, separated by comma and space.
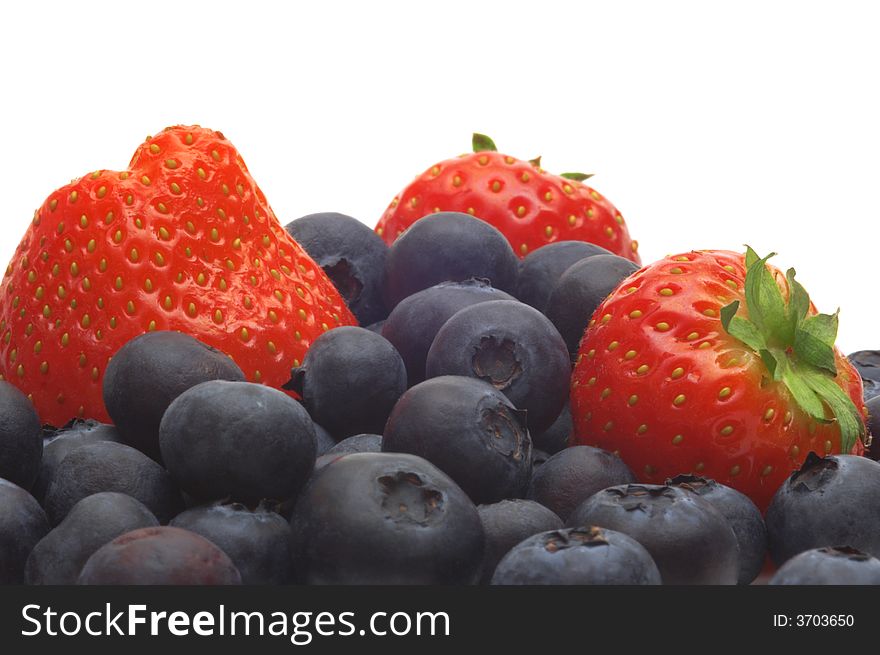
667, 475, 767, 585
533, 402, 572, 455
0, 381, 42, 490
528, 446, 636, 521
364, 319, 386, 335
313, 434, 381, 472
477, 499, 563, 583
285, 327, 407, 440
170, 501, 292, 585
567, 483, 740, 584
326, 433, 383, 456
103, 331, 245, 461
291, 452, 484, 584
25, 492, 158, 585
32, 419, 122, 503
160, 381, 316, 504
77, 526, 241, 585
866, 395, 880, 461
382, 279, 516, 386
516, 241, 613, 312
766, 453, 880, 565
285, 212, 388, 325
313, 423, 337, 456
0, 478, 49, 584
769, 546, 880, 585
425, 300, 570, 434
383, 212, 518, 309
531, 449, 551, 468
849, 350, 880, 402
491, 526, 661, 585
44, 441, 183, 525
545, 254, 640, 357
383, 376, 532, 504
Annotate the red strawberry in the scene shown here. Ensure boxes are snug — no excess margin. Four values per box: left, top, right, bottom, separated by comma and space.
570, 247, 866, 510
375, 134, 640, 263
0, 126, 356, 426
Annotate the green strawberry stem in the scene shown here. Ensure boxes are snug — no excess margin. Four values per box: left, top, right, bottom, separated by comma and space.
720, 246, 865, 452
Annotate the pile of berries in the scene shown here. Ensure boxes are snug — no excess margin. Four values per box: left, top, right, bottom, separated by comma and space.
0, 128, 876, 585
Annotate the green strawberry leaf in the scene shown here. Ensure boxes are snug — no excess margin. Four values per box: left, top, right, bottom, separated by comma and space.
777, 358, 828, 422
745, 245, 760, 269
743, 249, 787, 346
802, 368, 866, 453
793, 311, 839, 375
800, 310, 839, 347
785, 268, 810, 328
529, 156, 542, 168
719, 300, 740, 332
472, 133, 497, 153
783, 267, 810, 346
721, 301, 767, 352
760, 348, 780, 379
793, 329, 837, 375
561, 172, 594, 181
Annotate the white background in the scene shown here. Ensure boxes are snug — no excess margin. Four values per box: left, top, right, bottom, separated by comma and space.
1, 0, 877, 351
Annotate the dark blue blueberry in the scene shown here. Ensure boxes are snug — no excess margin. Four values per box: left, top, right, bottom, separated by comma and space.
313, 434, 383, 472
0, 478, 49, 584
103, 331, 245, 461
516, 240, 613, 312
766, 453, 880, 565
528, 446, 636, 521
285, 326, 407, 440
364, 319, 385, 335
769, 546, 880, 585
545, 254, 640, 357
491, 526, 661, 585
285, 212, 388, 325
32, 419, 122, 503
531, 449, 551, 468
382, 279, 515, 387
326, 434, 383, 456
567, 484, 739, 584
383, 212, 518, 309
0, 381, 42, 491
849, 350, 880, 402
170, 501, 293, 585
533, 402, 572, 455
160, 381, 316, 504
25, 492, 158, 585
667, 475, 767, 584
383, 376, 531, 504
313, 423, 337, 456
477, 499, 563, 583
77, 526, 241, 585
44, 441, 183, 525
291, 452, 485, 584
426, 300, 570, 434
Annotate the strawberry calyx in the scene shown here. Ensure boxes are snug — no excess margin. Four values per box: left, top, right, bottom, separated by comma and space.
472, 133, 497, 153
560, 172, 594, 181
471, 134, 593, 180
720, 246, 865, 452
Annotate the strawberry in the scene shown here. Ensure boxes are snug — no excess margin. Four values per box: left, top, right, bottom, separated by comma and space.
0, 126, 356, 426
375, 134, 641, 263
570, 247, 866, 510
